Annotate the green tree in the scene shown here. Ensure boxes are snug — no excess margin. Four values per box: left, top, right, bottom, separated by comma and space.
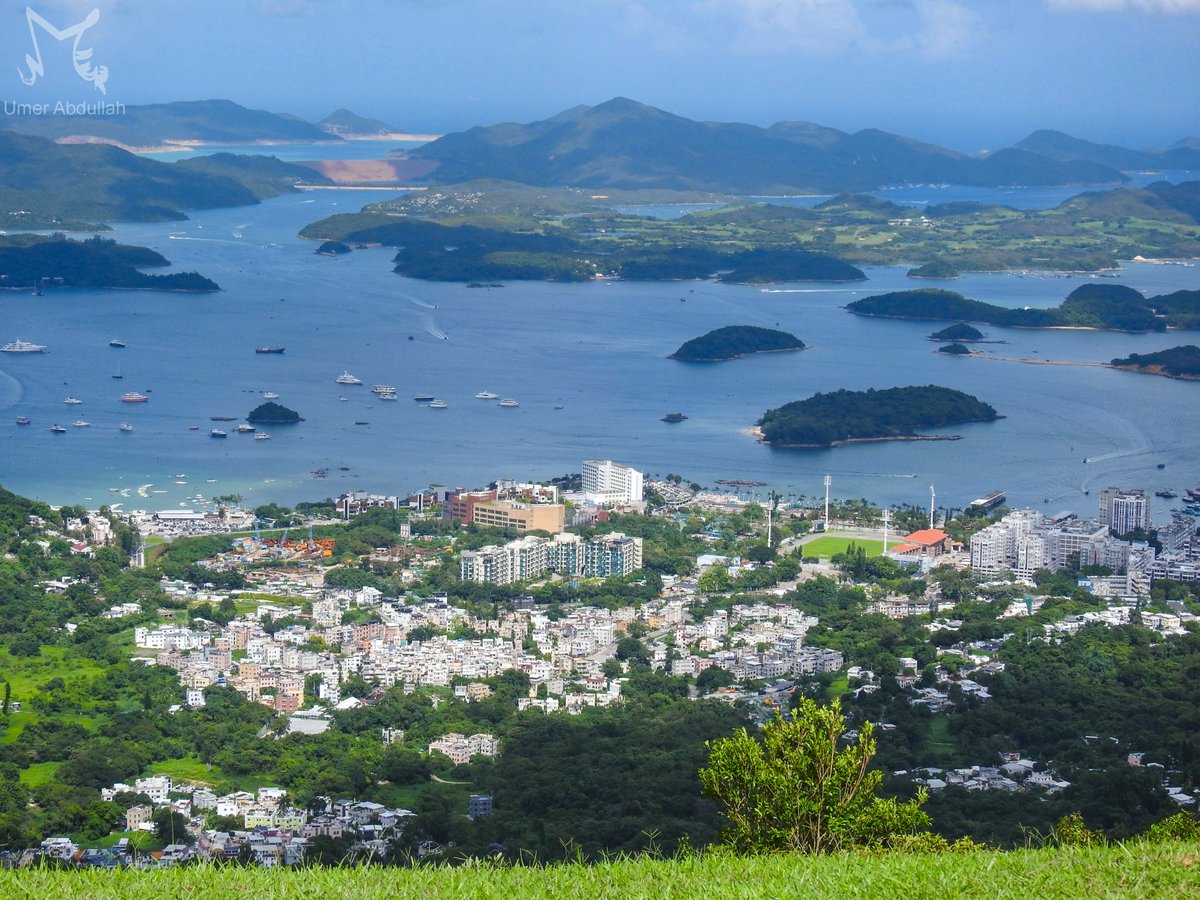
699, 698, 928, 854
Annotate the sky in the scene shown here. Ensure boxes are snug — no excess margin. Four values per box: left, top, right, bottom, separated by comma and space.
2, 0, 1198, 151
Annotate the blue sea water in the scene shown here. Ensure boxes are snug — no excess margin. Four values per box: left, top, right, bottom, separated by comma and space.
1, 175, 1198, 518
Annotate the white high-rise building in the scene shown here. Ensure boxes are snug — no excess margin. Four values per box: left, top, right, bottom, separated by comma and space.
1099, 487, 1149, 535
582, 459, 644, 505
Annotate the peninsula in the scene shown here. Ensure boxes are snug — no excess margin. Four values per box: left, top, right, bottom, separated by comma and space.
847, 285, 1200, 333
0, 234, 219, 292
1109, 345, 1200, 381
669, 326, 805, 362
756, 385, 999, 448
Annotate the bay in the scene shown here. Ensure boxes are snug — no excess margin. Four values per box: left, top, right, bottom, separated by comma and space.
1, 179, 1198, 520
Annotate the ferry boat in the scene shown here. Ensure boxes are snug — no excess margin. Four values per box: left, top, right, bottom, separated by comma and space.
121, 392, 150, 403
428, 399, 448, 409
49, 424, 66, 433
255, 432, 271, 440
15, 416, 31, 425
210, 429, 227, 438
255, 346, 285, 354
336, 371, 363, 385
1, 339, 46, 353
236, 424, 256, 434
498, 398, 519, 408
371, 384, 396, 394
109, 339, 126, 348
475, 391, 499, 400
64, 397, 82, 405
119, 422, 134, 432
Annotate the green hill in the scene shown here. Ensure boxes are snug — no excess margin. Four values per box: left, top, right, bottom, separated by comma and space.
670, 326, 805, 361
318, 108, 399, 136
413, 97, 1127, 194
1, 843, 1194, 898
930, 323, 985, 342
1014, 128, 1200, 170
757, 385, 999, 447
0, 131, 323, 226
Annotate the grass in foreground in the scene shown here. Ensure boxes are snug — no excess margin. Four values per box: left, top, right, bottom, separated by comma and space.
0, 842, 1197, 899
801, 536, 897, 559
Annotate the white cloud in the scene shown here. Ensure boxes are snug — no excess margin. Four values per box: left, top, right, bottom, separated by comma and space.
1046, 0, 1200, 12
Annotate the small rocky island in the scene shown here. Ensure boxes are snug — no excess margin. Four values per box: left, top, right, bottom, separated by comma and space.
937, 343, 972, 355
907, 259, 960, 279
247, 401, 302, 424
930, 323, 985, 342
756, 385, 999, 448
669, 325, 805, 362
1109, 345, 1200, 381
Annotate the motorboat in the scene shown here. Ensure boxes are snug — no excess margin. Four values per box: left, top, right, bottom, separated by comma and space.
428, 399, 448, 409
255, 432, 271, 440
15, 416, 31, 425
336, 371, 363, 385
371, 384, 396, 394
49, 424, 66, 433
210, 429, 227, 438
236, 424, 256, 433
72, 419, 90, 427
498, 398, 519, 407
121, 392, 150, 403
119, 422, 134, 432
475, 391, 499, 400
262, 391, 279, 400
64, 397, 83, 405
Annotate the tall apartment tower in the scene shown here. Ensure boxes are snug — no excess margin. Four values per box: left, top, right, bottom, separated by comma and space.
1098, 487, 1149, 535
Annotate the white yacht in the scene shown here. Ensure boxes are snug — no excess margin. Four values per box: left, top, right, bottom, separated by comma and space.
379, 392, 399, 401
119, 422, 134, 432
72, 419, 91, 427
371, 384, 397, 394
475, 391, 499, 400
64, 397, 83, 405
428, 399, 448, 409
2, 339, 47, 353
255, 432, 271, 441
498, 398, 519, 408
262, 391, 279, 400
336, 371, 363, 385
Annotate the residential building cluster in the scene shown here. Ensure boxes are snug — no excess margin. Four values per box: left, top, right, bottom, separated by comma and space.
460, 532, 644, 585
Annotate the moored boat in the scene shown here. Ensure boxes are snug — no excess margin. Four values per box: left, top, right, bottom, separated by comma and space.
64, 397, 82, 405
255, 346, 285, 354
371, 384, 396, 394
49, 424, 66, 433
109, 339, 126, 348
336, 371, 363, 385
428, 399, 447, 409
498, 398, 519, 407
413, 394, 435, 402
255, 432, 271, 440
15, 416, 31, 425
236, 424, 256, 433
121, 392, 150, 403
1, 339, 46, 353
119, 422, 134, 432
210, 429, 227, 438
475, 391, 499, 400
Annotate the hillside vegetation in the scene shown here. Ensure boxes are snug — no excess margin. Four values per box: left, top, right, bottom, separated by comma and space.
0, 235, 219, 291
0, 843, 1196, 898
1110, 345, 1200, 380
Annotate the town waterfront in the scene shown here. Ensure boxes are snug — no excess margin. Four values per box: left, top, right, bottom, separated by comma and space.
1, 182, 1198, 516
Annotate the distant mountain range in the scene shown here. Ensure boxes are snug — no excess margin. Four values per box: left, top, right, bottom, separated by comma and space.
411, 97, 1195, 194
1013, 130, 1200, 173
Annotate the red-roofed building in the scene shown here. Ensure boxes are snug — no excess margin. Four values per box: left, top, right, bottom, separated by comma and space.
892, 529, 951, 558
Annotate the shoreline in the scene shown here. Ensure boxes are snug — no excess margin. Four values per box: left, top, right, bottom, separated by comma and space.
963, 352, 1200, 382
669, 346, 805, 362
749, 426, 967, 448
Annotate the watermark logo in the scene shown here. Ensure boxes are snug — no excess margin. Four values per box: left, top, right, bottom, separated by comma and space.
17, 6, 109, 95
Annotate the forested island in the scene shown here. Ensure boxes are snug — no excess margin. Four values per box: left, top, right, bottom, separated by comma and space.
848, 285, 1200, 333
937, 343, 972, 355
0, 234, 219, 292
1109, 345, 1200, 381
669, 326, 805, 361
247, 402, 302, 423
756, 385, 999, 447
907, 260, 960, 279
